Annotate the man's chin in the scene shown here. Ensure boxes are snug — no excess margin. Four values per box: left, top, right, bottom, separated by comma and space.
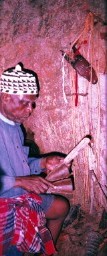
20, 115, 31, 122
14, 117, 28, 123
14, 113, 31, 123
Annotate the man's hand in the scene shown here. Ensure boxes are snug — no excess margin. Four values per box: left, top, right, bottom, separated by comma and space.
43, 155, 72, 182
15, 175, 54, 194
45, 155, 65, 172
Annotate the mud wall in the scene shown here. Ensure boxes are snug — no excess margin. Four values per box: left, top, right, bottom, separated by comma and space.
0, 0, 106, 213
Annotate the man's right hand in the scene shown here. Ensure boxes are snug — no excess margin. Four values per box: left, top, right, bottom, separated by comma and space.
15, 175, 54, 194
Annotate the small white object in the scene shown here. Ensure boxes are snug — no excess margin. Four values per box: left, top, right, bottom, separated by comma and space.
15, 63, 22, 71
64, 136, 91, 164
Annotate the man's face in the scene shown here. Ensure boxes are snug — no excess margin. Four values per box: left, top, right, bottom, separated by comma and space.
1, 93, 37, 123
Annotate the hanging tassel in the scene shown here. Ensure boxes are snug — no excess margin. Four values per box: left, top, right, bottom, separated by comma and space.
61, 54, 68, 103
75, 70, 78, 106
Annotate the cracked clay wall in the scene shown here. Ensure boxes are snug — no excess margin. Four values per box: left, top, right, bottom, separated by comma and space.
0, 0, 107, 213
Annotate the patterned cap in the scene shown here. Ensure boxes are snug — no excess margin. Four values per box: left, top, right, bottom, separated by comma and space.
0, 63, 39, 95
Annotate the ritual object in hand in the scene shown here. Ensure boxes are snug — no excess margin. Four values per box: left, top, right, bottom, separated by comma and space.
46, 135, 92, 194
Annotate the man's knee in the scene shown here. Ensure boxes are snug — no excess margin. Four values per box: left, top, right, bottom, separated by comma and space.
45, 195, 70, 219
56, 195, 70, 218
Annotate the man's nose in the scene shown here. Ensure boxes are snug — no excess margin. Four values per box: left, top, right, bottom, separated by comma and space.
32, 102, 36, 109
27, 102, 36, 111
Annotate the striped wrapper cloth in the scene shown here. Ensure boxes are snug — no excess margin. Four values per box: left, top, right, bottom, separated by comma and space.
0, 193, 56, 256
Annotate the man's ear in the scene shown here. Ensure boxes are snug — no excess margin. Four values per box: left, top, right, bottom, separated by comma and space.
2, 93, 11, 102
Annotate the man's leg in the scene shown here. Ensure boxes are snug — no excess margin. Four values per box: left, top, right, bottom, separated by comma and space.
45, 195, 70, 243
6, 245, 23, 256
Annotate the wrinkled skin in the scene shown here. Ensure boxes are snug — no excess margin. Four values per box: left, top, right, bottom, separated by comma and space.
16, 155, 70, 193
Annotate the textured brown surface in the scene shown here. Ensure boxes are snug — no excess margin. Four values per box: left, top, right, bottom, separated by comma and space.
0, 0, 106, 212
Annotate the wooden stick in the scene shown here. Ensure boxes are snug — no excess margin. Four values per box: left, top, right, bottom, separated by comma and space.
64, 135, 92, 165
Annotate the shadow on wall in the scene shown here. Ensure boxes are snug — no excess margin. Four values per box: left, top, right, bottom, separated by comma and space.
21, 124, 67, 158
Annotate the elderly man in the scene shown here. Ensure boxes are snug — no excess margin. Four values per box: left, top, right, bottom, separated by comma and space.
0, 63, 70, 256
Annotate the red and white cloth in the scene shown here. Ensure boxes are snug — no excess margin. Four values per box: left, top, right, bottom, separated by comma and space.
0, 193, 56, 256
